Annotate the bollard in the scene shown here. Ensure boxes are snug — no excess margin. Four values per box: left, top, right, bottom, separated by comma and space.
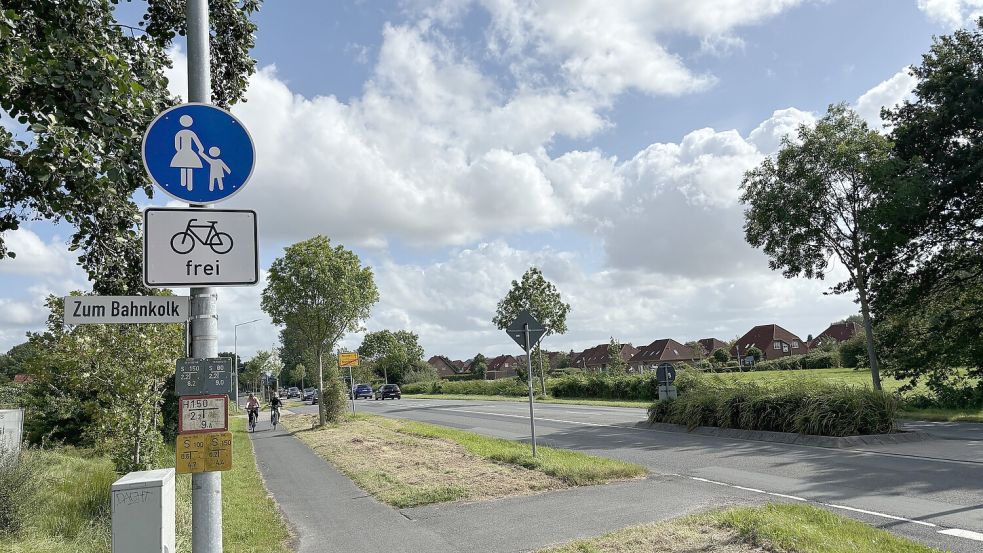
111, 468, 176, 553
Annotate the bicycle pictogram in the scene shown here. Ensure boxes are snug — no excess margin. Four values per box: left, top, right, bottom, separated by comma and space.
170, 219, 234, 255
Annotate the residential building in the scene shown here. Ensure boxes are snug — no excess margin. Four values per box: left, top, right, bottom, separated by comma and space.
809, 322, 861, 348
730, 324, 808, 361
485, 354, 519, 380
697, 338, 728, 357
427, 355, 459, 378
628, 339, 698, 372
573, 343, 639, 372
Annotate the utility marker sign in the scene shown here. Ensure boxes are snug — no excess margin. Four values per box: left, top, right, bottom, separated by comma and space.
0, 409, 24, 454
175, 358, 232, 396
64, 296, 190, 325
175, 431, 233, 474
144, 207, 258, 287
178, 395, 228, 434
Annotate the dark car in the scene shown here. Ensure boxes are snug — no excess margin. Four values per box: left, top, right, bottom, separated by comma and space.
287, 387, 301, 398
374, 384, 401, 400
310, 389, 320, 404
302, 387, 315, 401
352, 384, 373, 399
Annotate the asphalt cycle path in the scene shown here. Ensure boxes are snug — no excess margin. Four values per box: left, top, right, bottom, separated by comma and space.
294, 397, 983, 553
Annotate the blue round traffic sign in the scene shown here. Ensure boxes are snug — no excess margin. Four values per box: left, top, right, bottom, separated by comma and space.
142, 103, 255, 204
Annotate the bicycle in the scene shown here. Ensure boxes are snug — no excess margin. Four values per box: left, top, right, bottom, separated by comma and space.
247, 407, 259, 432
170, 218, 234, 255
270, 406, 280, 430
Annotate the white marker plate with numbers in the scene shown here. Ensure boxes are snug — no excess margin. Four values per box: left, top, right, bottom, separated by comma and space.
178, 394, 228, 434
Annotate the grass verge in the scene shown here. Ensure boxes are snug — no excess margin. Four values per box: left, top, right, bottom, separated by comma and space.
900, 407, 983, 423
2, 417, 290, 553
281, 413, 645, 508
403, 394, 650, 408
539, 503, 942, 553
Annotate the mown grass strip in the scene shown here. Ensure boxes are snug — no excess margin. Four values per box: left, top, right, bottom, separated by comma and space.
539, 503, 942, 553
281, 413, 645, 508
382, 416, 645, 486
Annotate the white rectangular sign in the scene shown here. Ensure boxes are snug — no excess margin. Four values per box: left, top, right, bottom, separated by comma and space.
64, 296, 190, 324
144, 208, 258, 287
178, 395, 228, 434
0, 408, 24, 454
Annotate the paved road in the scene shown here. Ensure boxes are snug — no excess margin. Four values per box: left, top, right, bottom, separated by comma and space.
290, 398, 983, 552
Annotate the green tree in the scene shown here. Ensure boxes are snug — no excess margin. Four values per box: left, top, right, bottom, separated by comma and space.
26, 294, 183, 471
872, 21, 983, 383
741, 104, 890, 389
0, 341, 39, 382
711, 348, 730, 364
243, 350, 270, 394
470, 353, 488, 379
290, 363, 307, 390
0, 1, 260, 292
746, 346, 763, 363
492, 267, 571, 394
687, 341, 708, 361
357, 329, 425, 384
606, 337, 627, 374
262, 236, 379, 425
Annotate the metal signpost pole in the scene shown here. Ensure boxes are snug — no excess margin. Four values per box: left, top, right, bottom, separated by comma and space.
349, 365, 356, 414
524, 323, 537, 457
187, 1, 222, 551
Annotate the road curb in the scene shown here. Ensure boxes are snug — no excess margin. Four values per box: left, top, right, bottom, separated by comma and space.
638, 421, 936, 448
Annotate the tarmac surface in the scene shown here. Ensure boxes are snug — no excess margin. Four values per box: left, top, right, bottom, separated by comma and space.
251, 397, 983, 552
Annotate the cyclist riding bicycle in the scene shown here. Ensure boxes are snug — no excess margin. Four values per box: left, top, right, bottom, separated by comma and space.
269, 394, 283, 425
245, 393, 261, 431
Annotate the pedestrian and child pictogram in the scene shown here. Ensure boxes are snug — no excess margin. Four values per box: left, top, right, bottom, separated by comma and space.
142, 103, 255, 204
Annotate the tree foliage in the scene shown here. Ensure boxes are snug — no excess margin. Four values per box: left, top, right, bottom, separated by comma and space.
0, 1, 260, 292
470, 353, 487, 378
261, 236, 378, 424
741, 104, 890, 389
872, 20, 983, 383
606, 337, 627, 374
493, 267, 571, 393
24, 294, 183, 471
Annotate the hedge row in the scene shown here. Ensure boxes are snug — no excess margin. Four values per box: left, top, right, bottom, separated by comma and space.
402, 373, 693, 401
648, 377, 898, 436
750, 351, 839, 372
401, 379, 529, 396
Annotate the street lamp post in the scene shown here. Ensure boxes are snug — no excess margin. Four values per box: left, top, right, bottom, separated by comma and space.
233, 318, 262, 407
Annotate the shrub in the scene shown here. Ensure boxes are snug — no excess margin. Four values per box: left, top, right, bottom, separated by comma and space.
549, 374, 662, 401
800, 351, 839, 369
839, 334, 868, 368
648, 374, 899, 436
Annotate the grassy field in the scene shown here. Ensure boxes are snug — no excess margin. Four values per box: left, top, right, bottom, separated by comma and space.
2, 417, 291, 553
539, 503, 941, 553
403, 393, 650, 408
281, 413, 645, 508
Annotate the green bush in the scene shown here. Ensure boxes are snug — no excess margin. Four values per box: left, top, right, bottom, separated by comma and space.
402, 378, 529, 396
548, 374, 661, 401
839, 334, 868, 368
801, 351, 839, 369
648, 374, 899, 436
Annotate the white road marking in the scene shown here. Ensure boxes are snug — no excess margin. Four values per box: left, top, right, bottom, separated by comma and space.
823, 503, 937, 527
939, 529, 983, 541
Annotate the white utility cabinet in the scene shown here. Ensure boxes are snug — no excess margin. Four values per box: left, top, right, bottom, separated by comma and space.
111, 468, 176, 553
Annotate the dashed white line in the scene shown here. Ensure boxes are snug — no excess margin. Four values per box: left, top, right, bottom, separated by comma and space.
938, 529, 983, 542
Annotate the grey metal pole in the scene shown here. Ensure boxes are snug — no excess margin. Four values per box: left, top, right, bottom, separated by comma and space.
524, 324, 537, 457
348, 365, 356, 414
187, 1, 222, 552
233, 329, 237, 405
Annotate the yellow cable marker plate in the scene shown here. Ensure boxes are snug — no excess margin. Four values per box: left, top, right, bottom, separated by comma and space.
176, 430, 233, 474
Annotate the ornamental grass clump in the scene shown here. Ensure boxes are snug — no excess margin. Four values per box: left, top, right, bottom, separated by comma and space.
648, 375, 899, 436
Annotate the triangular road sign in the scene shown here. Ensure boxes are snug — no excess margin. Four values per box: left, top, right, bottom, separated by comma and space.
505, 309, 546, 352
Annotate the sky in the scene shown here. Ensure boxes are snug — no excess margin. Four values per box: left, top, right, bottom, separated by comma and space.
1, 0, 979, 362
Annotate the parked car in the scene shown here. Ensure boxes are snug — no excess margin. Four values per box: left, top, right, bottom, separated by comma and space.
374, 384, 401, 400
310, 389, 319, 404
302, 387, 315, 401
287, 387, 301, 398
351, 383, 373, 399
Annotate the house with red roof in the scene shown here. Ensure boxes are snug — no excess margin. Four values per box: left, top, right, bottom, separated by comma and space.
809, 322, 861, 348
628, 339, 698, 372
730, 324, 807, 361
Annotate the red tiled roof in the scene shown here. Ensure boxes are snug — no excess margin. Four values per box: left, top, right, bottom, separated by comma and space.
629, 339, 697, 365
697, 338, 728, 355
730, 324, 807, 359
809, 322, 860, 347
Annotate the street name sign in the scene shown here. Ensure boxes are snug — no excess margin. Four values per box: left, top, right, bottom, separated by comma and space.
506, 310, 546, 352
144, 207, 258, 287
64, 295, 190, 325
142, 103, 255, 204
175, 431, 233, 474
0, 408, 24, 454
178, 395, 228, 434
175, 357, 232, 396
339, 352, 359, 367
